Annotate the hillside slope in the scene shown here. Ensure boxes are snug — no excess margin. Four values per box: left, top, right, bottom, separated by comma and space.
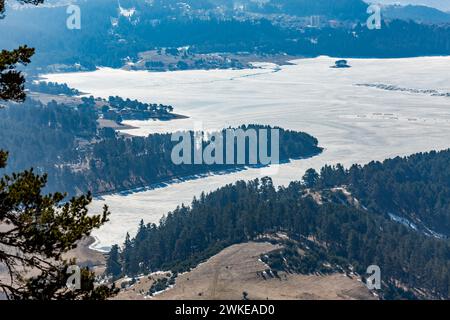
109, 149, 450, 300
115, 242, 375, 300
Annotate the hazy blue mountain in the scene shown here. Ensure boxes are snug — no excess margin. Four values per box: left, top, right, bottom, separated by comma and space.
372, 0, 450, 12
383, 4, 450, 23
234, 0, 369, 19
2, 0, 450, 72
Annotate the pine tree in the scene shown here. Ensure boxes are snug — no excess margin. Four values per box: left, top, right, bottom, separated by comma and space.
0, 1, 43, 102
1, 0, 117, 299
106, 245, 122, 279
302, 168, 319, 188
0, 151, 116, 299
121, 233, 134, 275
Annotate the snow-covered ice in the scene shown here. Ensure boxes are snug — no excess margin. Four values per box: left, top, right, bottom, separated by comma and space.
44, 56, 450, 251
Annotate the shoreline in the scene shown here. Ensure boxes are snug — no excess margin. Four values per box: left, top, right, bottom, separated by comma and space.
99, 114, 190, 137
38, 53, 304, 76
87, 153, 323, 253
66, 236, 107, 271
38, 54, 450, 79
90, 151, 322, 200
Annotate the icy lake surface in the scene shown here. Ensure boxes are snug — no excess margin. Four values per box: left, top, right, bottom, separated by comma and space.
45, 56, 450, 251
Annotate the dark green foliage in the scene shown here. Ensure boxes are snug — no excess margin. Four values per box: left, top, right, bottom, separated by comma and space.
105, 245, 122, 279
0, 98, 97, 177
77, 124, 320, 195
103, 96, 174, 121
0, 150, 117, 299
1, 0, 43, 102
314, 150, 450, 236
302, 168, 319, 188
148, 273, 176, 296
109, 150, 450, 299
41, 123, 321, 195
148, 278, 168, 296
107, 96, 173, 115
0, 96, 321, 196
262, 239, 340, 275
0, 46, 34, 102
1, 0, 118, 300
26, 81, 81, 96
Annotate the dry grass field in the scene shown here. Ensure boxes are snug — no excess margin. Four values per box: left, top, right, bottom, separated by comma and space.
114, 242, 376, 300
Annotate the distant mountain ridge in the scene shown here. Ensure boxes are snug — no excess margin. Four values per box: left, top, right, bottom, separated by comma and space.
371, 0, 450, 12
2, 0, 450, 72
383, 4, 450, 24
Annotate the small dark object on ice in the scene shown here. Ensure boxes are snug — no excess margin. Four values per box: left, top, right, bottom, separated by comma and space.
332, 60, 351, 68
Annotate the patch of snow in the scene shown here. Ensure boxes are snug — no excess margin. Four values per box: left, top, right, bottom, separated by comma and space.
119, 5, 136, 18
388, 213, 418, 231
44, 56, 450, 250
